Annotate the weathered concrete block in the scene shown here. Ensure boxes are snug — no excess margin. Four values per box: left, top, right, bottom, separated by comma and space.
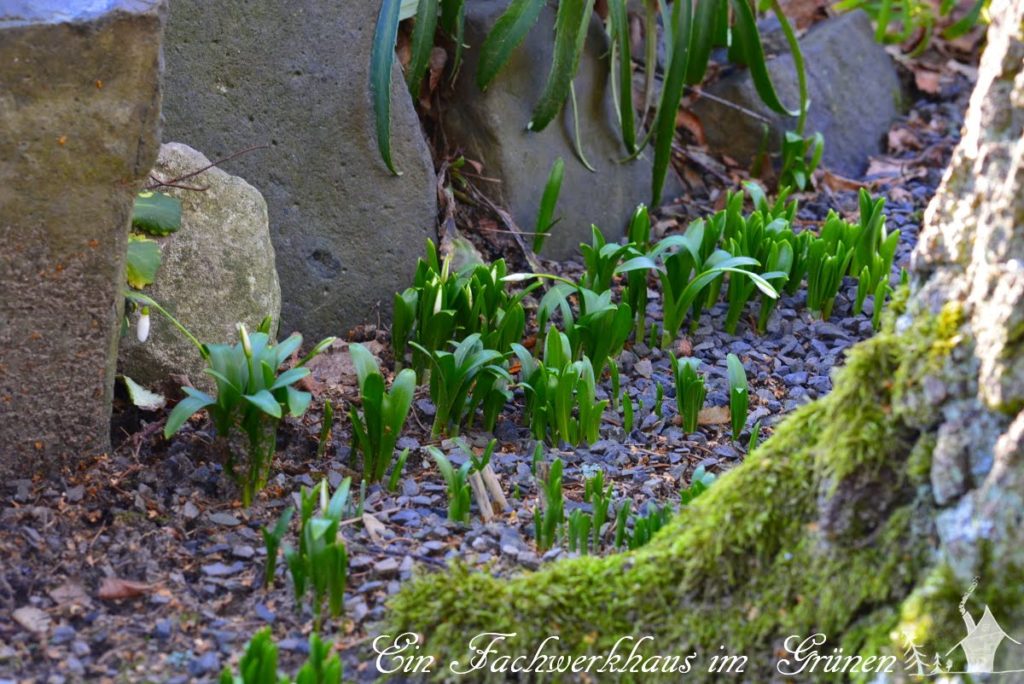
161, 0, 437, 340
444, 1, 655, 260
119, 143, 282, 388
692, 11, 905, 178
0, 1, 164, 470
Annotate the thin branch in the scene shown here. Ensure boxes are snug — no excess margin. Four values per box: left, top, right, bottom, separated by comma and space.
145, 144, 270, 190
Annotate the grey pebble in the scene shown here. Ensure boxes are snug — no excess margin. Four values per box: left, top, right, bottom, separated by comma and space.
188, 652, 220, 677
208, 512, 240, 527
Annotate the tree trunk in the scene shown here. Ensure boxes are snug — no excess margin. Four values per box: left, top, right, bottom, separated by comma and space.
387, 2, 1024, 678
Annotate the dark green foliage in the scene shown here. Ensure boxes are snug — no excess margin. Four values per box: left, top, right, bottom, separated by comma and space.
219, 629, 342, 684
671, 355, 706, 433
727, 353, 749, 441
414, 333, 510, 437
533, 157, 565, 253
513, 333, 608, 446
273, 480, 351, 631
428, 447, 473, 523
348, 343, 416, 483
534, 458, 565, 551
162, 319, 334, 506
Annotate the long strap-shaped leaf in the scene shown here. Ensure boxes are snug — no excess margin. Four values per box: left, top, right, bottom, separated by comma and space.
685, 0, 723, 84
729, 0, 798, 116
650, 0, 692, 207
406, 0, 439, 99
608, 0, 636, 154
527, 0, 596, 132
477, 0, 546, 90
371, 0, 403, 175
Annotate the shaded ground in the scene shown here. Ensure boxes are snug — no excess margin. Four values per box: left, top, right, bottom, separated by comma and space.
0, 73, 971, 683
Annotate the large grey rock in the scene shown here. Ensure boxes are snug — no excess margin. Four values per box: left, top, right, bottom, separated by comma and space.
119, 143, 282, 388
0, 1, 164, 473
691, 11, 905, 178
162, 0, 436, 340
444, 1, 656, 260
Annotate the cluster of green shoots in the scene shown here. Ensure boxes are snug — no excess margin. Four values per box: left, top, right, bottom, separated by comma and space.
218, 628, 341, 684
347, 343, 415, 484
513, 331, 607, 447
428, 439, 497, 524
589, 187, 898, 357
127, 292, 335, 507
392, 241, 535, 378
263, 479, 353, 631
148, 183, 891, 506
535, 461, 716, 554
836, 0, 987, 55
249, 480, 353, 682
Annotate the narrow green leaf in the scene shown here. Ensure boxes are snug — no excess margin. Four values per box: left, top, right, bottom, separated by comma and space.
685, 0, 721, 84
651, 0, 692, 206
286, 386, 312, 417
726, 352, 747, 392
270, 367, 310, 391
614, 255, 659, 274
164, 394, 215, 438
406, 0, 439, 98
441, 0, 466, 82
371, 0, 403, 175
348, 342, 380, 391
608, 0, 636, 153
477, 0, 545, 90
274, 333, 303, 368
527, 0, 596, 132
533, 157, 565, 253
730, 0, 798, 116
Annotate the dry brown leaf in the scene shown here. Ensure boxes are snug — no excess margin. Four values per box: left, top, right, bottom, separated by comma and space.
914, 68, 942, 94
97, 576, 155, 601
362, 512, 387, 545
676, 109, 707, 147
778, 0, 827, 29
865, 156, 929, 181
821, 170, 866, 192
304, 340, 357, 391
888, 186, 914, 203
888, 127, 923, 152
427, 47, 447, 94
48, 581, 92, 609
13, 606, 50, 634
698, 406, 731, 425
674, 337, 693, 357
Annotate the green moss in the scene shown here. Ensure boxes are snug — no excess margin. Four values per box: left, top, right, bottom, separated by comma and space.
906, 432, 936, 486
384, 311, 964, 681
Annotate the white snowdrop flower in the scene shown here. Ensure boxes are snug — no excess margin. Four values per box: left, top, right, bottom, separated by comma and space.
137, 307, 150, 343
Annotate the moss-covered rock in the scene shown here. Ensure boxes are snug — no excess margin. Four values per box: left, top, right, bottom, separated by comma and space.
384, 317, 942, 681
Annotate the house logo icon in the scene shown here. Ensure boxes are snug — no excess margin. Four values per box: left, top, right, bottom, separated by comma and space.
902, 577, 1023, 677
947, 604, 1021, 673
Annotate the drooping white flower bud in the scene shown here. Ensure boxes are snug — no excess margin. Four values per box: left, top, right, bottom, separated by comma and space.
137, 307, 150, 343
237, 322, 252, 357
